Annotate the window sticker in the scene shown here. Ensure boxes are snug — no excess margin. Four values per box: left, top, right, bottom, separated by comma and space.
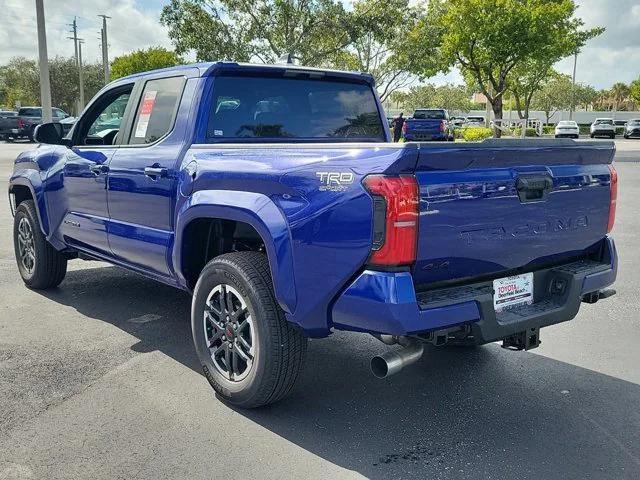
134, 90, 157, 138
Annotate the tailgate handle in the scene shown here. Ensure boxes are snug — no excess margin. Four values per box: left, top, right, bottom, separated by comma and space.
516, 175, 553, 203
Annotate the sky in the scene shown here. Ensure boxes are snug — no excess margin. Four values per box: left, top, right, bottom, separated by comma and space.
0, 0, 638, 90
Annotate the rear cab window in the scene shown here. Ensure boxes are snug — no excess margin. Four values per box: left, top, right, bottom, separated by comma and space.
129, 76, 185, 145
413, 109, 446, 120
18, 108, 41, 117
205, 74, 385, 142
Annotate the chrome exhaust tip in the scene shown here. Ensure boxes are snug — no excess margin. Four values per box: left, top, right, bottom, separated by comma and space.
370, 339, 424, 378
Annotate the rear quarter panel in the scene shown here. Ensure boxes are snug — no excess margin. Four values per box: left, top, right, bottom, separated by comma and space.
175, 144, 419, 336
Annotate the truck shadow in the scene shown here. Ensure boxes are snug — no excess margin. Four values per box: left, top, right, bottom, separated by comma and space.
37, 265, 640, 480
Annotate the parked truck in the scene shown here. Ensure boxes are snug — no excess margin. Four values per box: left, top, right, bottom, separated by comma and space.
402, 108, 455, 141
9, 62, 618, 408
2, 106, 71, 142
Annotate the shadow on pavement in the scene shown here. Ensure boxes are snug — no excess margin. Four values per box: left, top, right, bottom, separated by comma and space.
37, 265, 640, 480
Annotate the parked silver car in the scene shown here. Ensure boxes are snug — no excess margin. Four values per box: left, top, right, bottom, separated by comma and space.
590, 118, 616, 139
624, 119, 640, 139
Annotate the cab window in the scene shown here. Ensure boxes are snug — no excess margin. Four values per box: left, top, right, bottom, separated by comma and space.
128, 76, 185, 145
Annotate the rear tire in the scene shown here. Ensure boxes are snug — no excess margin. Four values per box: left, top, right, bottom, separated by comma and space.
13, 200, 67, 289
191, 252, 307, 408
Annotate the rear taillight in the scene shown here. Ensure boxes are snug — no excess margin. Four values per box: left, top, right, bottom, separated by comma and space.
402, 122, 408, 134
363, 175, 419, 267
17, 118, 24, 128
439, 120, 446, 132
607, 165, 617, 233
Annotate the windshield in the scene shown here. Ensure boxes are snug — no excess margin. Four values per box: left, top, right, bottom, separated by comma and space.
413, 109, 446, 120
466, 117, 484, 122
595, 119, 613, 125
629, 120, 640, 125
558, 121, 576, 126
206, 75, 385, 142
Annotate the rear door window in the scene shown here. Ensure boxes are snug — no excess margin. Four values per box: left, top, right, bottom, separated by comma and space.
129, 76, 185, 145
206, 75, 385, 141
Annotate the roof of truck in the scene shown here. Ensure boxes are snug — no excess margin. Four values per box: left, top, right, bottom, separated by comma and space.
116, 61, 375, 85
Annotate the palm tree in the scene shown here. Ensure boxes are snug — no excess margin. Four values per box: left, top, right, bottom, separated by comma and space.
610, 82, 630, 112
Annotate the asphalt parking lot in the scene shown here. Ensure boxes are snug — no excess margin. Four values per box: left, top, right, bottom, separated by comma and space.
1, 139, 639, 480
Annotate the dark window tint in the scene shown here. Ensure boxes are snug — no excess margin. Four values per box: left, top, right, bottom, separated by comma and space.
130, 76, 184, 145
206, 75, 384, 141
18, 108, 42, 116
413, 109, 446, 120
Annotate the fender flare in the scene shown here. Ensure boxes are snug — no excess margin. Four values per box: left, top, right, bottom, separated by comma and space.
173, 190, 297, 314
8, 173, 49, 236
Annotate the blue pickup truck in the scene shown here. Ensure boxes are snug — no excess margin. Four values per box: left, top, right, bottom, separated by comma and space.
402, 108, 455, 141
9, 62, 618, 408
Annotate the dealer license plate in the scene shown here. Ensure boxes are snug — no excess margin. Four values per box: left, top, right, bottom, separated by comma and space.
493, 273, 533, 313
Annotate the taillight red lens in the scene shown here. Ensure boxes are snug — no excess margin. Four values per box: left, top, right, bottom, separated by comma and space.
439, 120, 446, 132
607, 164, 617, 233
402, 122, 408, 134
363, 175, 419, 266
17, 119, 24, 128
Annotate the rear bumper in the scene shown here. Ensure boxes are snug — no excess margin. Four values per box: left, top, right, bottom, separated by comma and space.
332, 237, 617, 340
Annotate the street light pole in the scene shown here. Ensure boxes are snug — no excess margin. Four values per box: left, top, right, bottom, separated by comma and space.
35, 0, 52, 123
569, 51, 578, 121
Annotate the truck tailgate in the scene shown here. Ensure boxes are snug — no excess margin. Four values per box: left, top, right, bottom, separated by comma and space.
412, 140, 615, 286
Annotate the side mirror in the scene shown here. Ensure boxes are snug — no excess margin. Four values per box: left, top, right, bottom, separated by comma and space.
34, 122, 68, 145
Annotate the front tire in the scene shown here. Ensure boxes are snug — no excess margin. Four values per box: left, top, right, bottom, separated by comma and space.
191, 252, 307, 408
13, 200, 67, 289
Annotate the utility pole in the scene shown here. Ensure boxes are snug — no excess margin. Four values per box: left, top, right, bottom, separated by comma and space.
68, 17, 78, 68
68, 17, 80, 114
35, 0, 52, 123
99, 15, 111, 84
78, 39, 85, 110
569, 51, 578, 120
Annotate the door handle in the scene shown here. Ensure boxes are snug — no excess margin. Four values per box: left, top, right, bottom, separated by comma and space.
144, 166, 168, 179
90, 164, 109, 175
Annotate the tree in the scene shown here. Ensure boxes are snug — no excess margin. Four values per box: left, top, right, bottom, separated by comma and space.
0, 56, 104, 114
630, 77, 640, 106
531, 74, 573, 124
610, 82, 630, 112
393, 84, 473, 113
160, 0, 358, 66
331, 0, 420, 102
0, 57, 39, 108
508, 58, 555, 120
49, 57, 104, 114
410, 0, 603, 136
111, 47, 182, 80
